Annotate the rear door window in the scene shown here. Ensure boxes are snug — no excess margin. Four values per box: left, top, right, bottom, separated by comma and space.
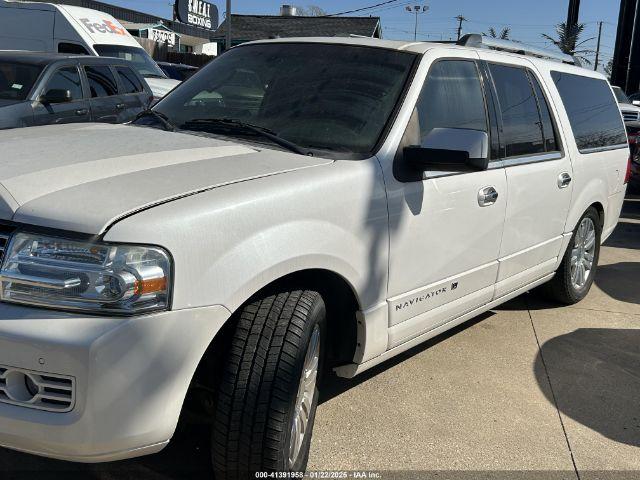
115, 66, 144, 94
528, 72, 559, 152
84, 65, 118, 97
489, 64, 545, 158
551, 71, 627, 152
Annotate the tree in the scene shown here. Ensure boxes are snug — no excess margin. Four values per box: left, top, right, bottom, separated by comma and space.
541, 22, 595, 65
483, 27, 511, 40
294, 5, 327, 16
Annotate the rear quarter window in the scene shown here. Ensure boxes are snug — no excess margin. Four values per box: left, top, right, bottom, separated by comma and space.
551, 71, 627, 153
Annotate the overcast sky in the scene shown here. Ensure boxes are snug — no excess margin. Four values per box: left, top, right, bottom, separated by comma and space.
110, 0, 620, 69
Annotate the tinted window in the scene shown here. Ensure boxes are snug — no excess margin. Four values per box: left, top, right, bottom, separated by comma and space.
116, 67, 143, 94
154, 43, 417, 155
416, 60, 487, 143
529, 72, 559, 152
85, 66, 118, 97
44, 67, 83, 101
94, 44, 166, 78
0, 62, 42, 101
489, 64, 545, 157
58, 43, 89, 55
551, 71, 627, 152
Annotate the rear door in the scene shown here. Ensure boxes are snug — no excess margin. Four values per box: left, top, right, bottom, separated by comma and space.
478, 52, 573, 298
113, 65, 150, 121
32, 64, 90, 125
82, 64, 120, 123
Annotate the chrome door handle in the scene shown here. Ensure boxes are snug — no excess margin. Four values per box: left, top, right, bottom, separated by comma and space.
558, 172, 572, 188
116, 103, 126, 110
478, 186, 499, 207
75, 108, 88, 116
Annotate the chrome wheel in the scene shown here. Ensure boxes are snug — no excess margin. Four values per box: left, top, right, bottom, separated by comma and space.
288, 324, 320, 467
570, 217, 596, 290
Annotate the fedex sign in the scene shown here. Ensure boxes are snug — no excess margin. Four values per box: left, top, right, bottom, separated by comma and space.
79, 17, 127, 36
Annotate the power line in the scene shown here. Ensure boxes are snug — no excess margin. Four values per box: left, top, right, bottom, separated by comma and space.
324, 0, 404, 17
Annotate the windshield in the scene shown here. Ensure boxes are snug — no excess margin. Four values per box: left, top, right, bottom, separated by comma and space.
0, 62, 42, 101
94, 44, 166, 78
153, 43, 417, 155
613, 86, 630, 104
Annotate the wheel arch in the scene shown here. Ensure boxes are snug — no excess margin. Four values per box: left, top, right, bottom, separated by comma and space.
179, 267, 362, 426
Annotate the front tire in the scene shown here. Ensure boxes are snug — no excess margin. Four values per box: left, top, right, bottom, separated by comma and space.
543, 207, 601, 304
212, 290, 326, 478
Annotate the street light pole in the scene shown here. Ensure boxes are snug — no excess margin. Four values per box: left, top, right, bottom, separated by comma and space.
226, 0, 232, 51
405, 5, 429, 41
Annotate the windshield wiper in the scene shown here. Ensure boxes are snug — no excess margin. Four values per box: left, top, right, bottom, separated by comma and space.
143, 74, 167, 79
134, 110, 175, 131
181, 118, 312, 156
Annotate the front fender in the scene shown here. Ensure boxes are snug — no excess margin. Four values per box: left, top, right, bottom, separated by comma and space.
104, 158, 389, 314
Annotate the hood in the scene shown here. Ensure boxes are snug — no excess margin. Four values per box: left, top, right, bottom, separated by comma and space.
0, 99, 21, 108
145, 77, 181, 98
0, 123, 332, 234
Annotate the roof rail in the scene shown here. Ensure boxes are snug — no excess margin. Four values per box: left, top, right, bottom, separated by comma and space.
458, 34, 581, 67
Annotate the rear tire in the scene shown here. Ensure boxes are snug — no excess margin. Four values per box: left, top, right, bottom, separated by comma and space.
542, 207, 601, 304
212, 290, 326, 479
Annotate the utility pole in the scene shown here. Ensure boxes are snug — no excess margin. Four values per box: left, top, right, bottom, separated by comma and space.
594, 21, 603, 71
405, 5, 429, 41
225, 0, 232, 51
456, 15, 467, 41
567, 0, 581, 27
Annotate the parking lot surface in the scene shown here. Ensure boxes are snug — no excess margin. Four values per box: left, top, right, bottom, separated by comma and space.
1, 195, 639, 480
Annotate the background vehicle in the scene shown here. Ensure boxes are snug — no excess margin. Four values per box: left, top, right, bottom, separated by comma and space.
612, 86, 640, 124
0, 52, 152, 129
0, 36, 629, 476
158, 62, 199, 81
0, 0, 179, 98
628, 91, 640, 105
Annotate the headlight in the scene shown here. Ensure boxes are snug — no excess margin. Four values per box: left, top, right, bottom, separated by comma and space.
0, 232, 172, 315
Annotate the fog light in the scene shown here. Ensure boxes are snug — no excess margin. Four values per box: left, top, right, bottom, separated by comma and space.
5, 371, 37, 402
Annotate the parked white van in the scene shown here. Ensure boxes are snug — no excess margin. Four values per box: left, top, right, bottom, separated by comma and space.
0, 0, 180, 98
0, 35, 631, 477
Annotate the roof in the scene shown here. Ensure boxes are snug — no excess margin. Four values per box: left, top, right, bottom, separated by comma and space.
0, 50, 138, 67
212, 14, 381, 43
0, 51, 83, 66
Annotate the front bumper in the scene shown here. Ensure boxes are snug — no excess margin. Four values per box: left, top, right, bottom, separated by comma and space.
0, 302, 230, 462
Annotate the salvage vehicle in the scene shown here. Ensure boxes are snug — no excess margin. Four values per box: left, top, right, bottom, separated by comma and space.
0, 52, 153, 129
0, 35, 630, 477
0, 0, 180, 99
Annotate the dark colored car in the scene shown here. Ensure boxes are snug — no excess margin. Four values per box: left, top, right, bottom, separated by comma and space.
0, 52, 153, 129
626, 123, 640, 192
157, 62, 198, 81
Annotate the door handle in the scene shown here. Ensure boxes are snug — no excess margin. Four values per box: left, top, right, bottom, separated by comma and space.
75, 108, 88, 116
558, 172, 572, 188
478, 186, 499, 207
116, 103, 126, 110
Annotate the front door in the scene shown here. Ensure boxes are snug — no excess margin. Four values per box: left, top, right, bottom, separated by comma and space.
382, 52, 508, 350
478, 52, 573, 298
31, 65, 90, 125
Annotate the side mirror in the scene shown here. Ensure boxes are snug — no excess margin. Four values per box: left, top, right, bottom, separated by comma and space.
404, 128, 490, 171
633, 100, 640, 106
40, 89, 72, 104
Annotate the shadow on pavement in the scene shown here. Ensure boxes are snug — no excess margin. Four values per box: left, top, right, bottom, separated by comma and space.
604, 219, 640, 250
595, 262, 640, 305
535, 328, 640, 447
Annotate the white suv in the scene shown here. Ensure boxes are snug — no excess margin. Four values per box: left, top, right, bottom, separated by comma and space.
0, 35, 630, 476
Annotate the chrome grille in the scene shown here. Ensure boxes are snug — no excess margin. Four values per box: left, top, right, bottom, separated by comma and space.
622, 110, 640, 122
0, 365, 75, 413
